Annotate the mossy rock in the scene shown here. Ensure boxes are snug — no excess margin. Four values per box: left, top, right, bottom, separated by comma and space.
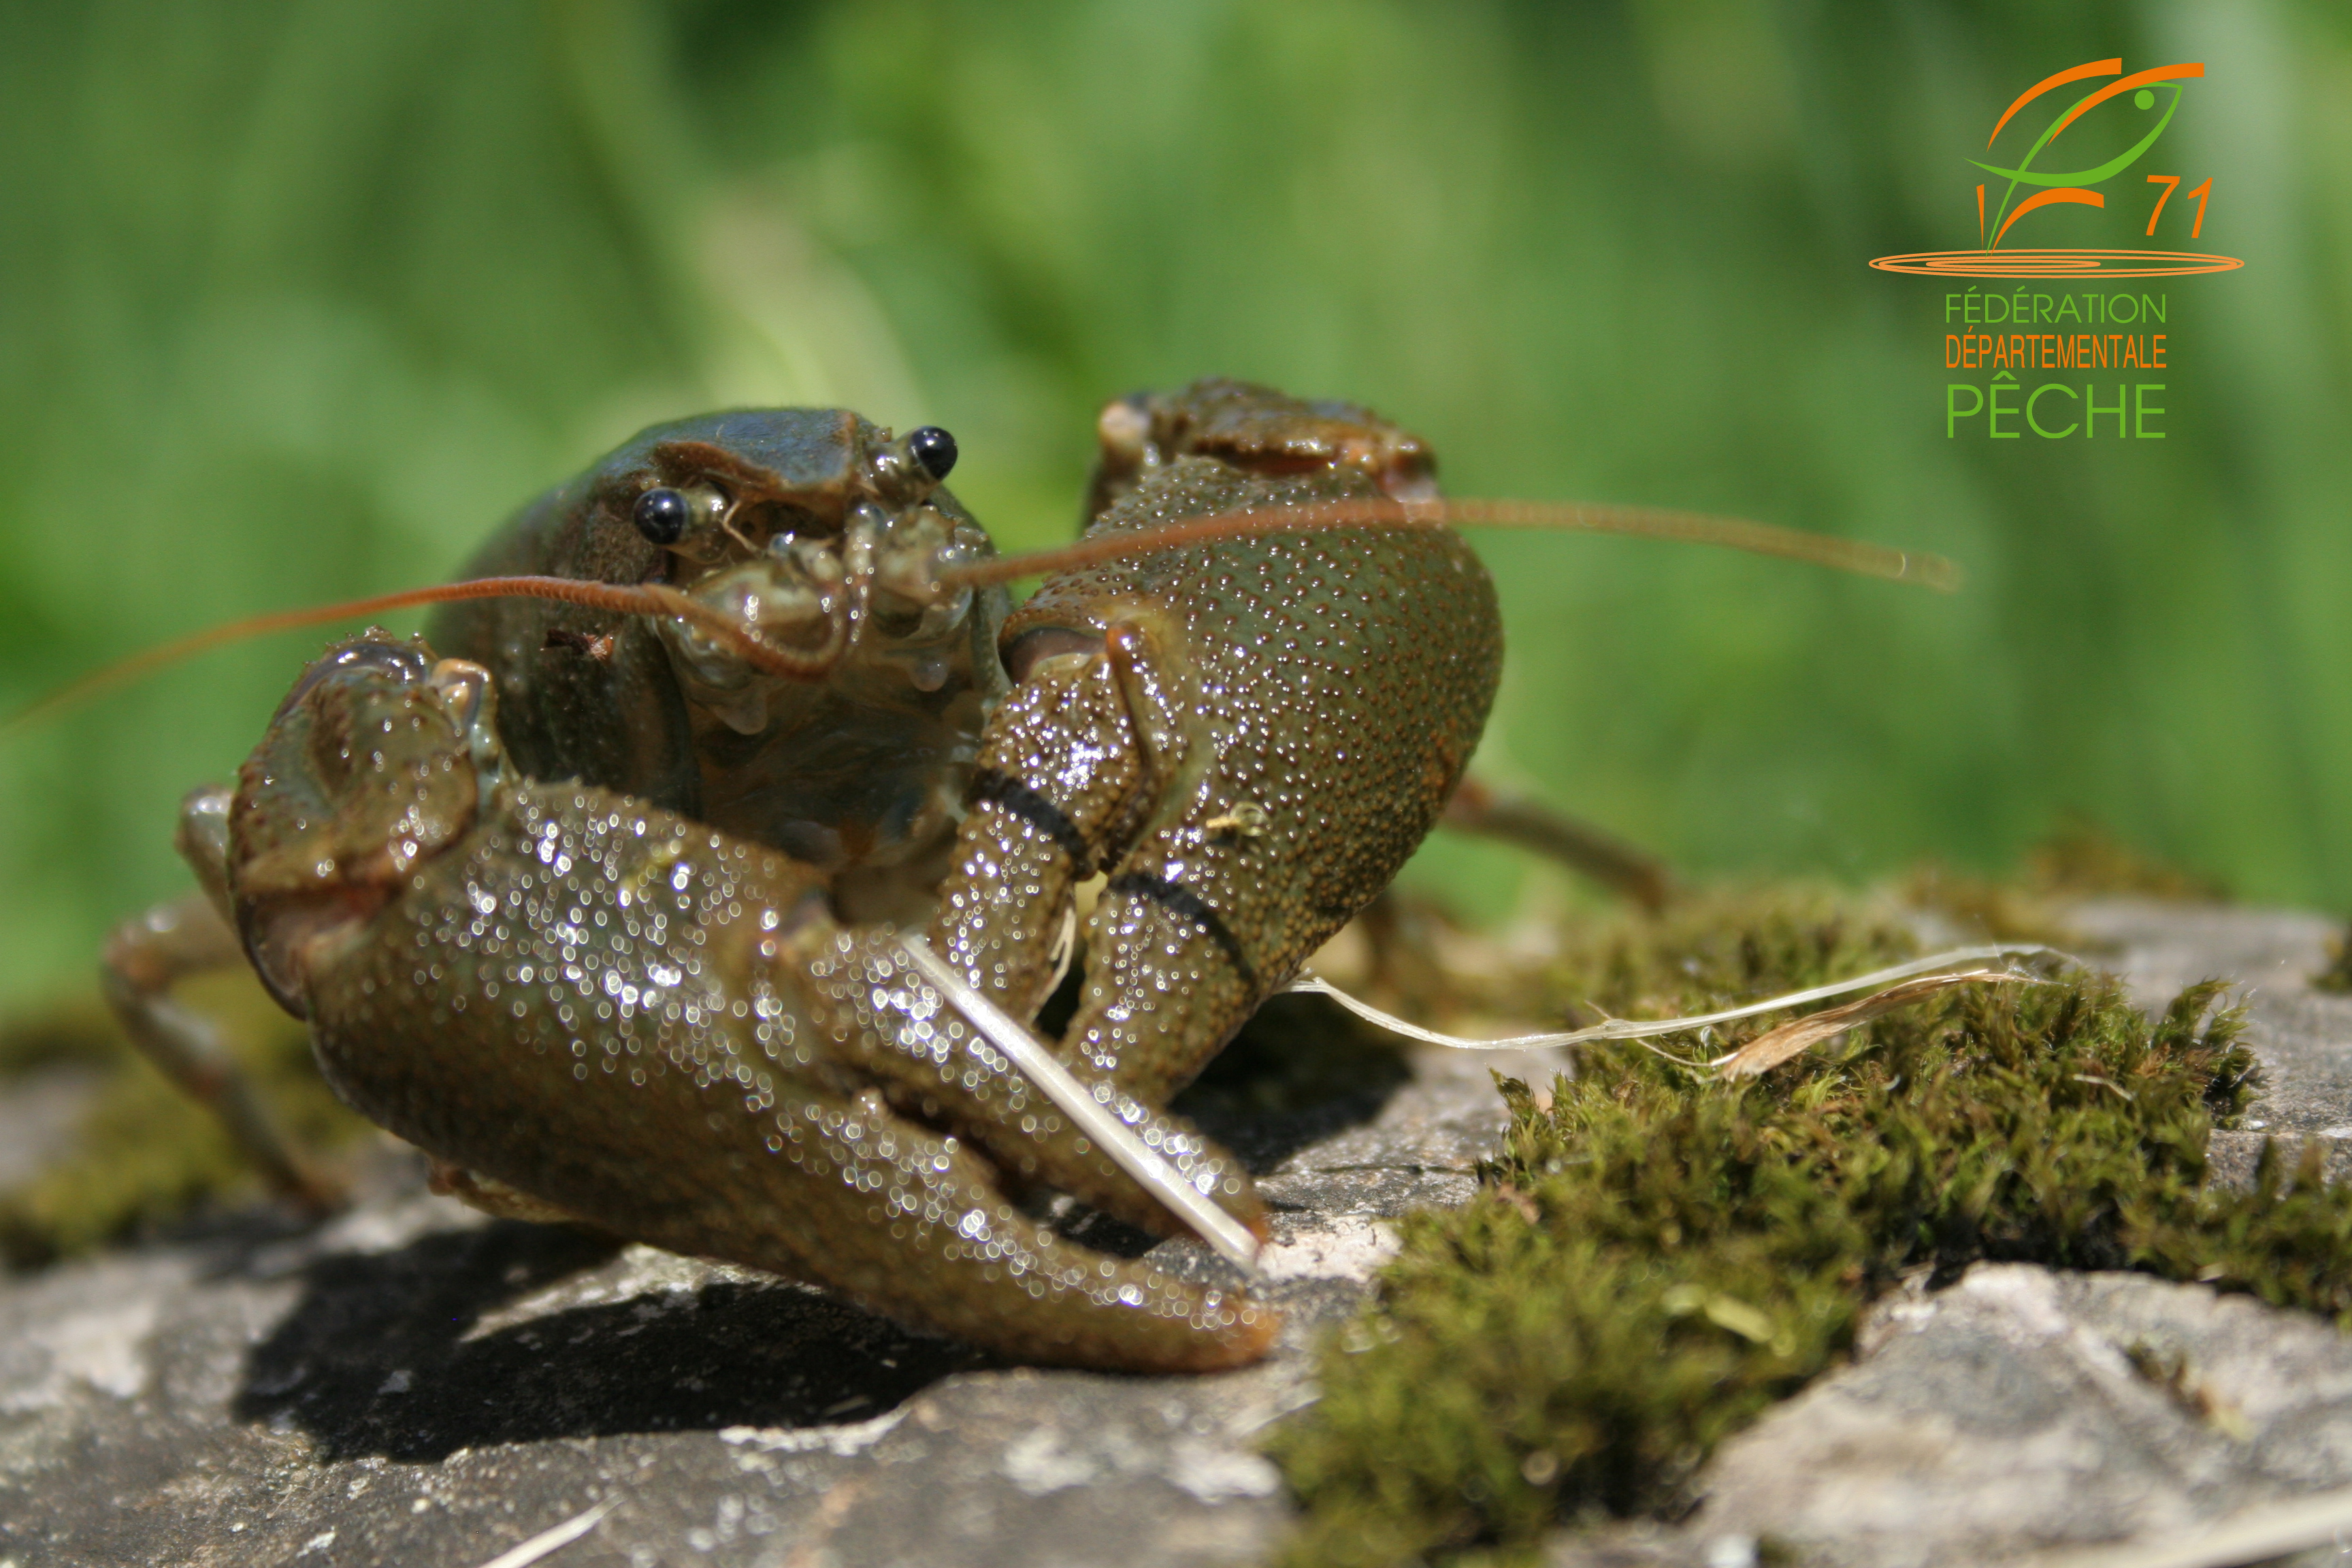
0, 968, 368, 1266
1269, 891, 2347, 1567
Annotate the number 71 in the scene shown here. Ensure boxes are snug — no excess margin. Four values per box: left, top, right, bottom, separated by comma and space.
2146, 176, 2212, 238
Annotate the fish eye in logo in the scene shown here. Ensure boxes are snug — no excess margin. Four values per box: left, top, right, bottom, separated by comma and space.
1871, 58, 2244, 278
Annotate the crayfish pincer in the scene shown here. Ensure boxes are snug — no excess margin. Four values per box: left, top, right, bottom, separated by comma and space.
927, 383, 1499, 1107
224, 635, 1273, 1372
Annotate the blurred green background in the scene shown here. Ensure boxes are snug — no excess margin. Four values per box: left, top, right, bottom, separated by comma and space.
1, 0, 2346, 1012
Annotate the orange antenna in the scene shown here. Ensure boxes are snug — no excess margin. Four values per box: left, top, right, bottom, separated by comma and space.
938, 498, 1961, 593
5, 575, 842, 732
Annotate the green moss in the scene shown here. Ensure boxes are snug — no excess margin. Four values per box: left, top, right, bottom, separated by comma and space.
0, 993, 123, 1075
1354, 883, 1923, 1045
1533, 884, 1918, 1023
1906, 812, 2226, 948
2023, 812, 2229, 902
1267, 890, 2347, 1567
0, 969, 368, 1265
2313, 926, 2352, 995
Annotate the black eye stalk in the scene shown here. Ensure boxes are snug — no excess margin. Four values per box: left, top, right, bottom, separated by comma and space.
873, 425, 960, 509
633, 487, 690, 545
909, 426, 958, 482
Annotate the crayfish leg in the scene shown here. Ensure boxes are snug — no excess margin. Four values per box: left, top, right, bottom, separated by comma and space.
425, 1158, 598, 1229
99, 788, 343, 1213
1438, 777, 1674, 912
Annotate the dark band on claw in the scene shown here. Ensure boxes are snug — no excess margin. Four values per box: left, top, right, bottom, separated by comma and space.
1104, 871, 1259, 991
966, 768, 1094, 867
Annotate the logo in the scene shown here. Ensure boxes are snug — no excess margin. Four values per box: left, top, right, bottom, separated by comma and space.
1870, 58, 2244, 278
1871, 57, 2243, 440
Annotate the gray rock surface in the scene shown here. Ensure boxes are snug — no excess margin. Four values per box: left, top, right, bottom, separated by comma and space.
0, 995, 1561, 1568
9, 902, 2352, 1568
2069, 900, 2352, 1188
1637, 901, 2352, 1568
1690, 1264, 2352, 1568
0, 1066, 100, 1192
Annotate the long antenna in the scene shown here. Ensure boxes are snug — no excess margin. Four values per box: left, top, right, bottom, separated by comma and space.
10, 496, 1959, 730
4, 575, 838, 732
940, 497, 1961, 593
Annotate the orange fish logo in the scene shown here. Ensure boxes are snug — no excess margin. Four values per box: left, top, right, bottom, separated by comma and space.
1872, 58, 2244, 278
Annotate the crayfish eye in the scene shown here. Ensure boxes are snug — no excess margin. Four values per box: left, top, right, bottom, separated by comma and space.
909, 426, 958, 482
633, 487, 691, 545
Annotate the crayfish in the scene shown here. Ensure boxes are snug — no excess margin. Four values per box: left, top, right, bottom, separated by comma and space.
82, 381, 1949, 1372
